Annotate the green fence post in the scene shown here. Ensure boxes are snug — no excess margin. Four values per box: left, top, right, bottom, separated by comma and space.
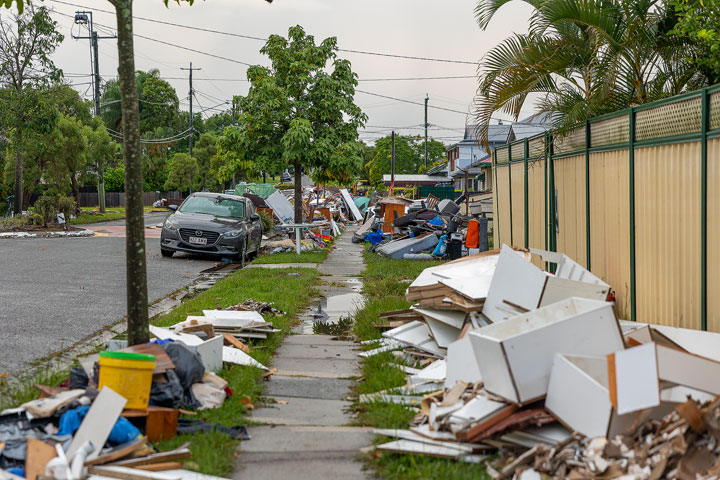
524, 138, 529, 249
493, 149, 500, 246
508, 143, 514, 246
629, 107, 637, 322
701, 88, 709, 331
544, 134, 548, 269
585, 120, 591, 270
548, 134, 557, 273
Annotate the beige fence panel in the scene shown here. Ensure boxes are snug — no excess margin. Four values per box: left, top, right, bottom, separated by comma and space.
634, 143, 702, 329
589, 150, 631, 319
706, 138, 720, 332
553, 155, 587, 266
495, 166, 511, 246
510, 162, 525, 246
527, 159, 546, 268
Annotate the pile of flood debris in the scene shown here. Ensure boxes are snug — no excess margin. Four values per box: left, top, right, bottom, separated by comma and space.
238, 184, 364, 255
362, 245, 720, 479
0, 301, 285, 480
357, 195, 490, 261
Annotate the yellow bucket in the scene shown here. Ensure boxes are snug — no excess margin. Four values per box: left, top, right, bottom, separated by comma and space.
98, 351, 156, 410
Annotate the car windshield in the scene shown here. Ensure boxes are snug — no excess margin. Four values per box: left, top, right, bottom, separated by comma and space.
179, 195, 245, 219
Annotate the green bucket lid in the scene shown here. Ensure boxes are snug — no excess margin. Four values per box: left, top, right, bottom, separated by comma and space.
100, 351, 156, 362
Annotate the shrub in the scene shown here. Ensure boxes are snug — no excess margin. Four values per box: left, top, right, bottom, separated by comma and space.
34, 195, 58, 226
56, 196, 77, 220
26, 213, 43, 226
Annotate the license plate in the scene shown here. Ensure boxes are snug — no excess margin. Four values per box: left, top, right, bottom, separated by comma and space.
189, 236, 207, 245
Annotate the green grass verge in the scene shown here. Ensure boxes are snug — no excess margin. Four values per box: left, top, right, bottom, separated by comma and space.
251, 248, 330, 264
71, 206, 162, 225
151, 265, 320, 477
353, 248, 490, 478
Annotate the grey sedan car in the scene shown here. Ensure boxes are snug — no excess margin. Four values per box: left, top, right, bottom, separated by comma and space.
160, 192, 263, 264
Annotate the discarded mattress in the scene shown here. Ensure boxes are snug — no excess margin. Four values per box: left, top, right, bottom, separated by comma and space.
376, 234, 439, 260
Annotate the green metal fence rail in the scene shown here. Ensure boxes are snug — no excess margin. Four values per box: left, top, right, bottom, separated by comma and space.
492, 82, 720, 330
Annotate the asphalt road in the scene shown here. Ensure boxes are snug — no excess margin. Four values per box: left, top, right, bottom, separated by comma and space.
0, 212, 216, 375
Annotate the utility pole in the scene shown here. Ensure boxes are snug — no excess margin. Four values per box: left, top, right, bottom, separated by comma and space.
424, 94, 429, 169
391, 131, 396, 196
73, 11, 115, 212
181, 62, 201, 156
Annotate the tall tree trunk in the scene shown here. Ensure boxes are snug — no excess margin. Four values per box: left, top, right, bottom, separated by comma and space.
293, 158, 302, 223
98, 168, 106, 213
112, 0, 149, 345
71, 176, 80, 207
13, 130, 22, 214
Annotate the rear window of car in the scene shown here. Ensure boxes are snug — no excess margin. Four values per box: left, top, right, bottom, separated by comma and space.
179, 195, 245, 219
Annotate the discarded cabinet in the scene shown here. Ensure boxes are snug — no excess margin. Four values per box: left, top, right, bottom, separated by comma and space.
469, 297, 624, 405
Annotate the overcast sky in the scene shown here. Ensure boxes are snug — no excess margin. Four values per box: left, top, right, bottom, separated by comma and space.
36, 0, 536, 145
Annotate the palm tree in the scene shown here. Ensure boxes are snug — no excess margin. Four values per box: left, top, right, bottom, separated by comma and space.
474, 0, 704, 144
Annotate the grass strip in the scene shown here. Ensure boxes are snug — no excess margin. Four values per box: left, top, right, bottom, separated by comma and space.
250, 248, 330, 264
71, 206, 162, 225
353, 247, 490, 479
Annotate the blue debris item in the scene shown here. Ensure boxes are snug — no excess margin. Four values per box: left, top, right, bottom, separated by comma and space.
365, 231, 384, 245
58, 406, 141, 445
148, 338, 173, 346
427, 216, 444, 227
432, 235, 448, 256
6, 467, 23, 476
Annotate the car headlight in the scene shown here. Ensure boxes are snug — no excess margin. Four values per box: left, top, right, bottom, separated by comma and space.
224, 229, 242, 238
164, 217, 178, 231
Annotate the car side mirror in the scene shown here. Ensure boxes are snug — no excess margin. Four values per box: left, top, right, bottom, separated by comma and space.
250, 213, 260, 220
168, 205, 178, 211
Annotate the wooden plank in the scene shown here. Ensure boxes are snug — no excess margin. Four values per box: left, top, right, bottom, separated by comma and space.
25, 438, 57, 480
88, 465, 181, 480
119, 344, 175, 374
111, 448, 191, 467
134, 463, 183, 472
222, 334, 249, 353
86, 437, 148, 466
67, 387, 127, 461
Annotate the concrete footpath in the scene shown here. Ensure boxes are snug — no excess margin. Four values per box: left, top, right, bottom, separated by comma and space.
233, 226, 371, 479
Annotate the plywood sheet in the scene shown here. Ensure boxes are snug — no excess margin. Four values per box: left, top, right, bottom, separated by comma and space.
67, 386, 127, 461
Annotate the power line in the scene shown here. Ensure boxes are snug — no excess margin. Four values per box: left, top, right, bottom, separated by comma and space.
356, 90, 470, 116
48, 0, 481, 65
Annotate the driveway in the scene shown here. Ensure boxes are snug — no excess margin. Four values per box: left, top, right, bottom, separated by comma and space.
0, 211, 217, 375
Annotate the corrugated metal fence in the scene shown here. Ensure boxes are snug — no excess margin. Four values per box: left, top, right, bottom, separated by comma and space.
78, 191, 184, 208
493, 84, 720, 331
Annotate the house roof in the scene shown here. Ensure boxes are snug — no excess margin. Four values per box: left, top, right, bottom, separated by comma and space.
382, 174, 450, 185
450, 166, 485, 178
461, 124, 512, 144
511, 124, 549, 140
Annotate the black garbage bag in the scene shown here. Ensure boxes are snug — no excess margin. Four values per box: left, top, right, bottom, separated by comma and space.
149, 370, 184, 409
162, 342, 205, 389
67, 367, 89, 389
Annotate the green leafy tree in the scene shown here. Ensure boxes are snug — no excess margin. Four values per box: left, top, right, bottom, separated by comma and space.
84, 124, 118, 212
164, 152, 198, 193
204, 111, 234, 133
193, 132, 218, 190
54, 114, 88, 206
673, 0, 720, 83
0, 3, 63, 213
227, 25, 367, 221
140, 73, 180, 132
104, 167, 125, 192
